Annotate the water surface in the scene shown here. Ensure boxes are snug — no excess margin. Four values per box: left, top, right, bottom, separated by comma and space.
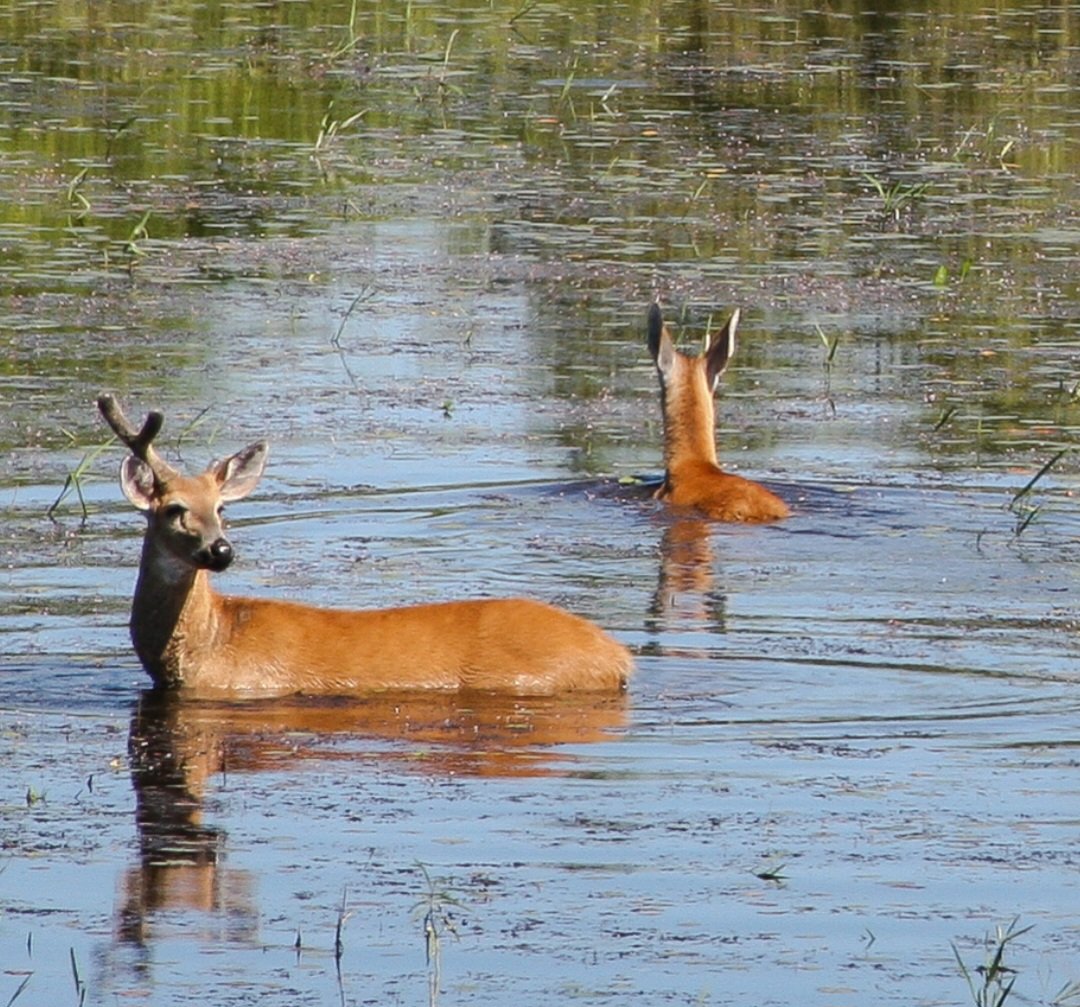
3, 2, 1080, 1005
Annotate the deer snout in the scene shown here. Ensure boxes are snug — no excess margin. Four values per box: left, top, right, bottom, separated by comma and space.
198, 537, 234, 572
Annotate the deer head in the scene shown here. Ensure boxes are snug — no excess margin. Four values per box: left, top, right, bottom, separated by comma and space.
98, 394, 268, 574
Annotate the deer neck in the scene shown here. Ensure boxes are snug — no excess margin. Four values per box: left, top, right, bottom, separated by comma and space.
663, 376, 719, 473
130, 536, 221, 688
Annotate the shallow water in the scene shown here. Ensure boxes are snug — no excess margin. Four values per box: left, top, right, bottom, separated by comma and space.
3, 2, 1080, 1005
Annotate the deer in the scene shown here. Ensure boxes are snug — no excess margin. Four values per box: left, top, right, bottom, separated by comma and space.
97, 394, 633, 698
646, 303, 790, 523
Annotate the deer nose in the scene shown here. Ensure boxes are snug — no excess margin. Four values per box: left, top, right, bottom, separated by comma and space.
204, 538, 233, 571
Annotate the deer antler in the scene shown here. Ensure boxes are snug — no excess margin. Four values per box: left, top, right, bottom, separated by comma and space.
97, 393, 180, 482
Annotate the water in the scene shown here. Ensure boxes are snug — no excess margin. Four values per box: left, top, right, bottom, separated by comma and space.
3, 2, 1080, 1005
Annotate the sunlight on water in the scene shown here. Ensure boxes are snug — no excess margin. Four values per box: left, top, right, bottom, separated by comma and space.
2, 2, 1080, 1006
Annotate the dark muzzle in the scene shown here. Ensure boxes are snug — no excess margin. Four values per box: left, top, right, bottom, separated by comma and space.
198, 538, 234, 572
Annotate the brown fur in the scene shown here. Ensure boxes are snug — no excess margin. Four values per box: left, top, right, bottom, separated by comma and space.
646, 303, 789, 523
100, 397, 632, 698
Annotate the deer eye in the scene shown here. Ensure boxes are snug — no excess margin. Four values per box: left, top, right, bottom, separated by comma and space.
162, 503, 187, 521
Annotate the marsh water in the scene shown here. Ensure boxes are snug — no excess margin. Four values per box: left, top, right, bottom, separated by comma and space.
3, 2, 1080, 1004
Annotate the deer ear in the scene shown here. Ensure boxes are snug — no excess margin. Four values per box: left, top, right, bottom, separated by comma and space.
120, 456, 157, 511
214, 441, 268, 502
647, 303, 678, 379
704, 308, 739, 392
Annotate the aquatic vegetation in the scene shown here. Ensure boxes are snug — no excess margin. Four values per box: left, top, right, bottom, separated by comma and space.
69, 948, 86, 1007
753, 860, 788, 882
1057, 378, 1080, 406
932, 403, 959, 432
327, 0, 362, 61
334, 888, 353, 965
953, 117, 1021, 170
509, 0, 541, 23
1053, 980, 1080, 1006
121, 209, 152, 267
814, 323, 841, 370
1008, 448, 1068, 539
63, 118, 134, 221
952, 917, 1032, 1007
934, 259, 974, 288
5, 972, 31, 1007
64, 167, 91, 217
330, 286, 378, 348
314, 101, 367, 152
953, 918, 1080, 1007
412, 862, 462, 956
861, 172, 932, 222
48, 436, 113, 522
412, 863, 462, 1007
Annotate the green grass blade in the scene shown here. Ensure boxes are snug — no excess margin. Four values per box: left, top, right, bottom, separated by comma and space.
4, 974, 31, 1007
1011, 450, 1067, 509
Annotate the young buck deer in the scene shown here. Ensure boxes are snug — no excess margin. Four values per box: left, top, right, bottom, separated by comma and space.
97, 394, 632, 698
647, 303, 789, 523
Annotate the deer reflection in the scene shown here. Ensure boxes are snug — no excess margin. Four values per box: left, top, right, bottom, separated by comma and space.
118, 687, 629, 946
648, 514, 727, 633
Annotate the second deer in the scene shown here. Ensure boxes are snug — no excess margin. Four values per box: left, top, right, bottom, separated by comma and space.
646, 302, 789, 523
97, 395, 632, 698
